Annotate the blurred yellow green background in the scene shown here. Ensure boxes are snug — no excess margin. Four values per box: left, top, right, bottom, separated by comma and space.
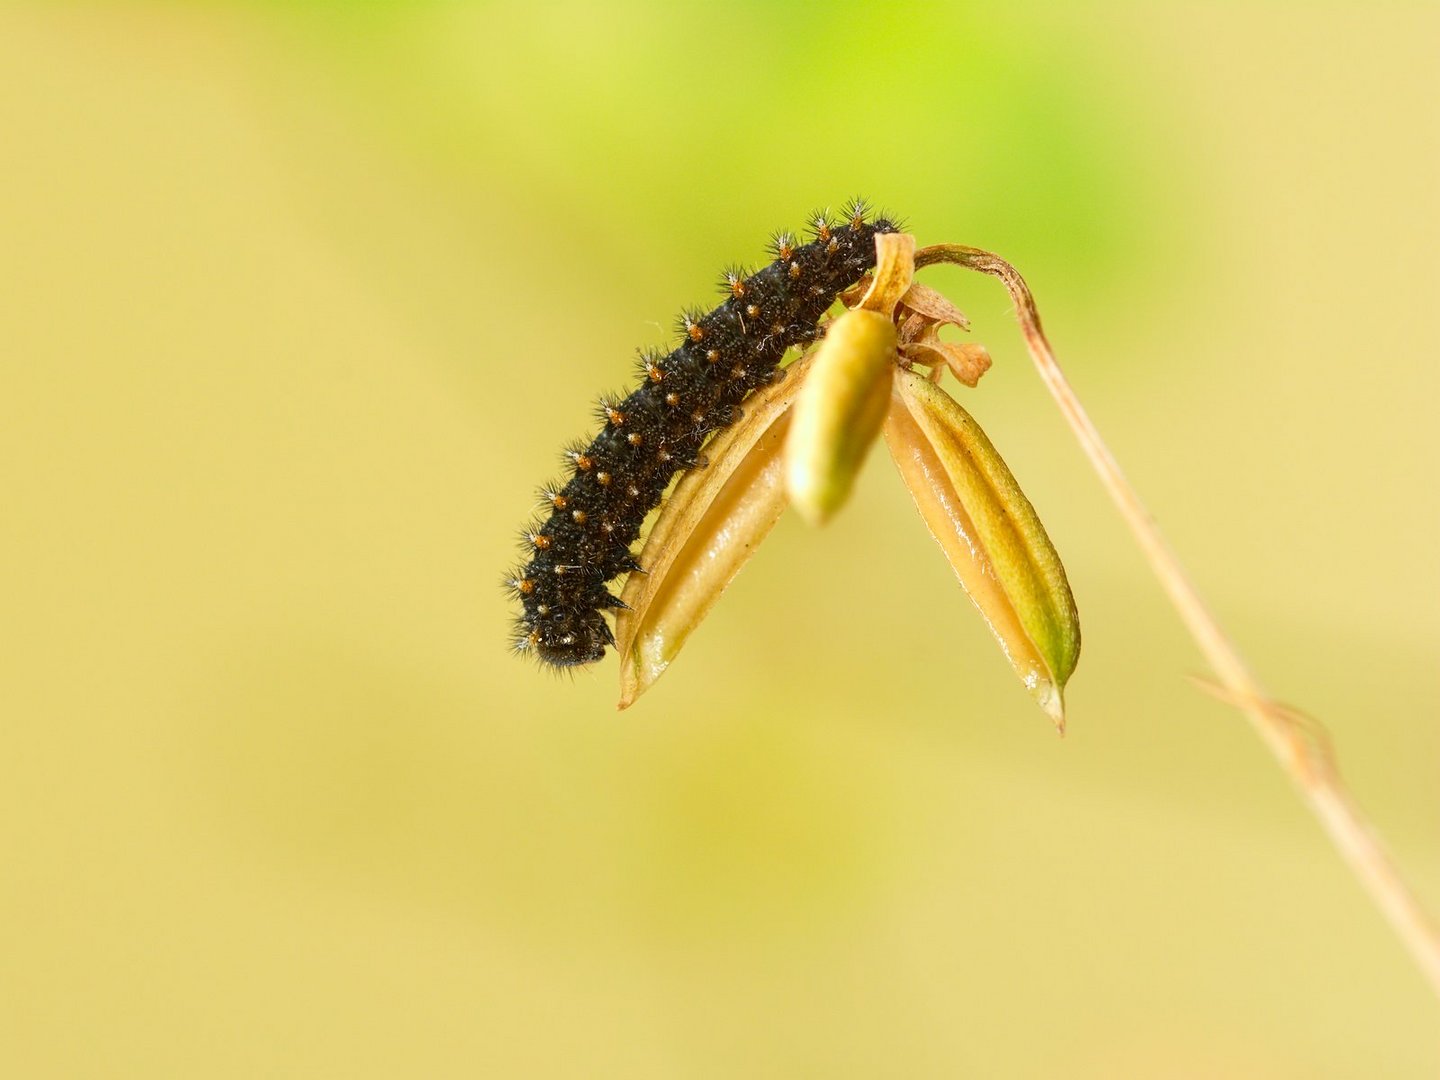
3, 1, 1438, 1076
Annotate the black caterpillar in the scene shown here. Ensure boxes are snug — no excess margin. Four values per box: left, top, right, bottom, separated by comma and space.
505, 199, 900, 668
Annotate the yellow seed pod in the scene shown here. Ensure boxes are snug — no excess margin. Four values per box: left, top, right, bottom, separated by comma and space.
885, 367, 1081, 729
784, 308, 898, 525
615, 352, 818, 709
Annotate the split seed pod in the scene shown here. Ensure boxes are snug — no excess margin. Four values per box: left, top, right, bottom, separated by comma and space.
884, 368, 1081, 729
614, 353, 817, 709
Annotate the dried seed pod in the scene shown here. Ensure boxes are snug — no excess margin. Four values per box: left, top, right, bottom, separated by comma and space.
784, 308, 898, 525
614, 353, 817, 708
884, 368, 1080, 728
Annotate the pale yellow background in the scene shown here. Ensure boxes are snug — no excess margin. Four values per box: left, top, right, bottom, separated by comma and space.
3, 2, 1437, 1076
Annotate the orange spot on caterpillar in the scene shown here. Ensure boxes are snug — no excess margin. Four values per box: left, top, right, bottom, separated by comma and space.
571, 509, 588, 524
530, 533, 552, 551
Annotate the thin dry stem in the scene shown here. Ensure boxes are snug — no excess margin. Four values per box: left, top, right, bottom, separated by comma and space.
915, 244, 1440, 1001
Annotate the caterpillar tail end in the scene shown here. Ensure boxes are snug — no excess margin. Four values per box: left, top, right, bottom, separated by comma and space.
515, 610, 615, 669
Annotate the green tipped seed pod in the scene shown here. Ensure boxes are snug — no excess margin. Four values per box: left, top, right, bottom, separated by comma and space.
884, 368, 1081, 729
784, 308, 898, 525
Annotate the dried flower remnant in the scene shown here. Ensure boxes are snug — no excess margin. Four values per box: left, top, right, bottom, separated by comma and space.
902, 328, 993, 388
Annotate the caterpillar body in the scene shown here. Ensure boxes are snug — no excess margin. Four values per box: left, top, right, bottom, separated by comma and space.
506, 200, 900, 668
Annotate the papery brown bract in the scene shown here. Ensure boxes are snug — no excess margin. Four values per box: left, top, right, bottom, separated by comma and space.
614, 353, 820, 708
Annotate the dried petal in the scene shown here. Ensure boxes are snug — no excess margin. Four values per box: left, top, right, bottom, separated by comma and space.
898, 281, 971, 331
784, 309, 897, 525
901, 338, 993, 388
614, 355, 815, 708
897, 312, 931, 348
856, 232, 917, 317
884, 368, 1080, 728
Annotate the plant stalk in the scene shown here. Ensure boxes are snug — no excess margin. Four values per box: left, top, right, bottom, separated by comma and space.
915, 244, 1440, 1001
